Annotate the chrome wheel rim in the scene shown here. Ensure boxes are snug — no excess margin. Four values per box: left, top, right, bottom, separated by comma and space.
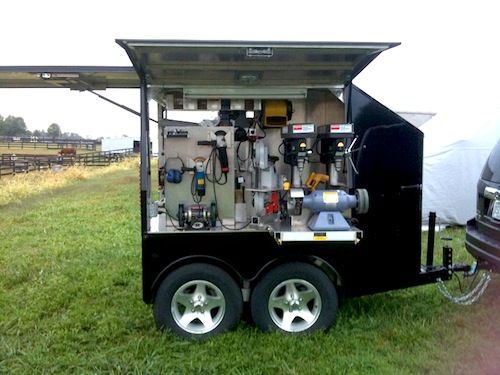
171, 280, 225, 334
268, 278, 321, 332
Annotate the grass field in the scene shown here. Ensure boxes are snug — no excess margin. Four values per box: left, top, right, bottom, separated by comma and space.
0, 162, 498, 374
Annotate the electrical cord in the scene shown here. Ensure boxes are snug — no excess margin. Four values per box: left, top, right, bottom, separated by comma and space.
255, 118, 267, 139
161, 205, 184, 231
237, 141, 249, 162
278, 140, 285, 155
312, 138, 320, 154
205, 147, 227, 185
164, 155, 185, 170
210, 163, 251, 231
190, 173, 202, 204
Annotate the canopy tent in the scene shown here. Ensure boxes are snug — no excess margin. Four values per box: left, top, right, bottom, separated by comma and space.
421, 106, 500, 225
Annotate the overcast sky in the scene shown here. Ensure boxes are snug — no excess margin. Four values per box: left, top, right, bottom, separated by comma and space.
1, 0, 499, 138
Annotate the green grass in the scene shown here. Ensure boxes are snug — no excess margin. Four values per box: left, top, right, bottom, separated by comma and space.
0, 165, 498, 374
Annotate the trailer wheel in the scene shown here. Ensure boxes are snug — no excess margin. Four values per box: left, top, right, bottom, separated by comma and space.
251, 262, 338, 333
154, 263, 242, 339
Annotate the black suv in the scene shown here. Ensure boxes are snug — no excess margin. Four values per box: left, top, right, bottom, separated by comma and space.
466, 138, 500, 271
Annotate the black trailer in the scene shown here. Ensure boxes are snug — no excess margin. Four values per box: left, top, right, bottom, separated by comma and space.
0, 40, 474, 339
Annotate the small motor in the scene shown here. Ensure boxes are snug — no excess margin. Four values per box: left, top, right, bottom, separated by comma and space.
178, 202, 217, 230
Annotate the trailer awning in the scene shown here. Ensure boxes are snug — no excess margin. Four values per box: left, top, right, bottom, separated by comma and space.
0, 66, 138, 90
117, 39, 399, 95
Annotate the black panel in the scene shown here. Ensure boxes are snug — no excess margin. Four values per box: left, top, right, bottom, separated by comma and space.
347, 84, 424, 292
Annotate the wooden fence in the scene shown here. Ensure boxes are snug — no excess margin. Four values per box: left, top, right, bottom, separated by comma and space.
0, 137, 100, 151
77, 149, 135, 166
0, 149, 134, 179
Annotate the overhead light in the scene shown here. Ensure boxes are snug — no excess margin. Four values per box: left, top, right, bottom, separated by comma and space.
183, 87, 307, 99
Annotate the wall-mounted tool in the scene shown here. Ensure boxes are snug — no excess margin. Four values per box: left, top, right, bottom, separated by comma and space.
281, 123, 315, 187
305, 172, 330, 191
317, 123, 354, 186
193, 158, 206, 197
184, 157, 207, 203
215, 130, 229, 175
263, 100, 293, 127
177, 202, 217, 230
165, 156, 185, 184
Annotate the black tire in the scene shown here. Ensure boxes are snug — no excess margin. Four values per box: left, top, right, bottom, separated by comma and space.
154, 263, 243, 339
251, 262, 338, 333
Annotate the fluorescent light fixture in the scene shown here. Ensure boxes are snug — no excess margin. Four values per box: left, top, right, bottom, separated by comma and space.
183, 87, 307, 99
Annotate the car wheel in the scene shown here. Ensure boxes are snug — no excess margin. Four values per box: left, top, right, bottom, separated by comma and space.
251, 262, 338, 333
154, 263, 243, 339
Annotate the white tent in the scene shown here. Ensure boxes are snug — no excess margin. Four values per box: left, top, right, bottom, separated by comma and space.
421, 106, 500, 225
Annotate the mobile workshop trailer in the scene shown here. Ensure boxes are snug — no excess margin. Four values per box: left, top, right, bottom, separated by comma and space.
0, 40, 475, 338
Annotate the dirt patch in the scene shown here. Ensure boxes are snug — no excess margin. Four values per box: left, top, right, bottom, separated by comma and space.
448, 273, 500, 375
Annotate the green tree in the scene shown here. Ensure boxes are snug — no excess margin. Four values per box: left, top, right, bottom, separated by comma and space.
0, 115, 29, 136
47, 123, 62, 139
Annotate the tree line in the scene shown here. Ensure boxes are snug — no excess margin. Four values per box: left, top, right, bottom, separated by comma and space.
0, 114, 83, 139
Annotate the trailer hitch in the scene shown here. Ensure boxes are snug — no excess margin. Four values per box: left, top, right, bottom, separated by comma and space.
424, 212, 491, 305
436, 238, 491, 305
441, 237, 473, 275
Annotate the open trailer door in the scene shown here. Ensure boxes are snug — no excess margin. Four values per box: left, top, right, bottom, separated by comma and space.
345, 83, 425, 294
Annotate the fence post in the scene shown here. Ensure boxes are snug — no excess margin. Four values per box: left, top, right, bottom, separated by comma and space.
11, 154, 16, 175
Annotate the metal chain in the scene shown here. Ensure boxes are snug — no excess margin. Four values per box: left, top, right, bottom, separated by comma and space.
436, 271, 492, 305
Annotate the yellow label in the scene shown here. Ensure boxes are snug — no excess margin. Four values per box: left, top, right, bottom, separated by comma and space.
313, 233, 327, 241
322, 191, 339, 204
197, 179, 205, 185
